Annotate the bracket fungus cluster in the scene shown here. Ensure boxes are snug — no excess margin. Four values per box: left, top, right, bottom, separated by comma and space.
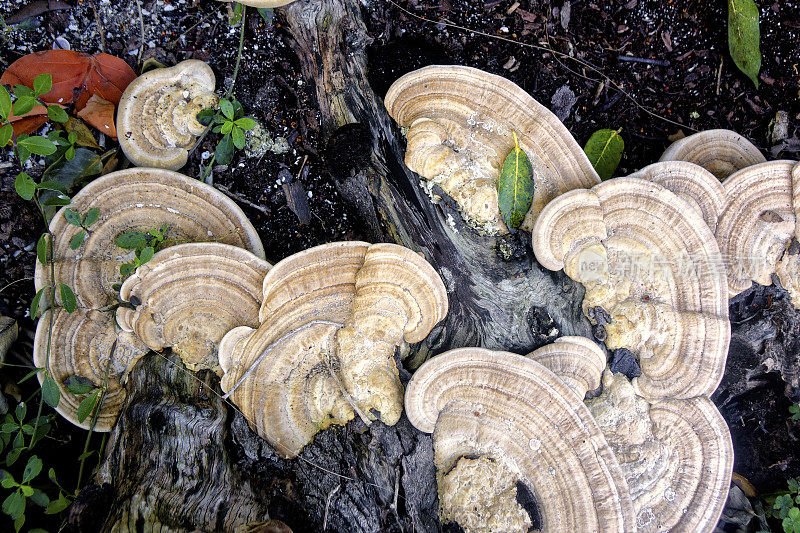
659, 129, 767, 180
117, 60, 218, 170
33, 168, 264, 430
219, 241, 448, 458
532, 177, 730, 400
406, 336, 733, 533
116, 243, 271, 374
385, 65, 599, 234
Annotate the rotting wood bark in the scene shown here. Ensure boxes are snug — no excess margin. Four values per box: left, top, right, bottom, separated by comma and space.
68, 0, 599, 531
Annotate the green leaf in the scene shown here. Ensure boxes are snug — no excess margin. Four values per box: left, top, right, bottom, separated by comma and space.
45, 492, 71, 514
232, 99, 243, 119
41, 147, 102, 191
47, 105, 68, 123
119, 263, 136, 277
0, 85, 11, 121
728, 0, 761, 88
37, 181, 67, 194
59, 283, 76, 313
14, 403, 26, 424
137, 246, 154, 265
196, 108, 215, 126
116, 231, 148, 250
18, 136, 57, 156
76, 390, 101, 424
6, 446, 22, 466
65, 144, 76, 161
33, 73, 53, 97
231, 125, 245, 150
20, 486, 33, 497
789, 478, 800, 494
235, 117, 257, 130
584, 128, 624, 181
22, 455, 41, 483
0, 470, 16, 488
64, 208, 82, 226
2, 489, 24, 519
790, 404, 800, 420
258, 7, 274, 23
1, 423, 17, 434
497, 132, 535, 232
83, 207, 100, 227
0, 123, 12, 147
220, 121, 233, 135
776, 494, 794, 518
30, 288, 45, 318
20, 425, 33, 436
220, 99, 234, 120
13, 85, 34, 99
12, 95, 35, 117
14, 172, 36, 200
29, 489, 49, 508
64, 375, 96, 395
43, 196, 71, 207
13, 513, 24, 532
42, 375, 60, 409
69, 229, 85, 250
18, 368, 44, 384
215, 134, 234, 165
36, 233, 49, 265
77, 450, 95, 461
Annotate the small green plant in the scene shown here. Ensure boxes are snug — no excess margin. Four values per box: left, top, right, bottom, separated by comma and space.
767, 478, 800, 533
790, 403, 800, 421
63, 207, 100, 250
115, 225, 171, 279
197, 97, 257, 168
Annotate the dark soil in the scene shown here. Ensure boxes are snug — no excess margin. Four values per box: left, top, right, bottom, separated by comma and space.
0, 0, 799, 531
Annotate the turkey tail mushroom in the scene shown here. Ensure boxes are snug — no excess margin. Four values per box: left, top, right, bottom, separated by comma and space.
659, 129, 766, 180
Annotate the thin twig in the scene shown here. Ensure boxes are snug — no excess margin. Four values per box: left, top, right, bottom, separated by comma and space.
0, 277, 33, 294
617, 55, 670, 67
323, 484, 341, 530
226, 5, 247, 100
87, 0, 108, 54
386, 0, 693, 131
135, 0, 146, 67
214, 184, 270, 215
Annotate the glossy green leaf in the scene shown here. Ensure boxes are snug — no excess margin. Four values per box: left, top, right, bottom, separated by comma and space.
41, 375, 60, 409
22, 455, 42, 483
220, 121, 233, 135
43, 196, 70, 207
119, 263, 136, 277
235, 117, 257, 130
64, 375, 95, 395
69, 229, 85, 250
12, 95, 35, 117
196, 108, 215, 126
0, 123, 12, 147
0, 86, 11, 121
29, 489, 48, 508
220, 99, 234, 120
0, 470, 16, 488
115, 231, 148, 250
63, 208, 82, 226
14, 172, 36, 200
728, 0, 761, 88
583, 129, 624, 181
13, 85, 34, 99
33, 73, 53, 97
38, 180, 67, 193
137, 246, 154, 265
30, 288, 45, 318
36, 233, 48, 265
497, 132, 534, 232
6, 446, 22, 466
18, 368, 43, 385
47, 105, 69, 123
14, 404, 25, 424
18, 136, 57, 156
59, 283, 76, 313
76, 389, 100, 423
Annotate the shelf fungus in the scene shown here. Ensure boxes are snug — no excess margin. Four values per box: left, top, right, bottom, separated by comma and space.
629, 161, 726, 233
33, 309, 149, 431
659, 129, 766, 180
32, 168, 264, 430
384, 65, 599, 235
586, 371, 733, 532
117, 60, 218, 170
116, 243, 271, 374
35, 168, 264, 310
532, 178, 730, 400
405, 347, 635, 533
716, 160, 800, 306
526, 335, 606, 399
219, 241, 448, 458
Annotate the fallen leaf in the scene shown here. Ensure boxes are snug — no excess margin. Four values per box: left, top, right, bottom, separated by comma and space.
1, 49, 136, 110
497, 132, 534, 231
63, 116, 101, 149
6, 0, 72, 25
76, 94, 117, 137
584, 129, 624, 181
7, 104, 49, 135
728, 0, 761, 88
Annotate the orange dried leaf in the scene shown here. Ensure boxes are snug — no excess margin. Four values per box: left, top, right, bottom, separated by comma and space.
0, 50, 136, 110
77, 94, 117, 138
8, 104, 49, 136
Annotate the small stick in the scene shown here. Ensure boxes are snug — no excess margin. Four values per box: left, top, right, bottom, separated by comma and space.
323, 484, 341, 530
715, 55, 724, 96
135, 0, 146, 67
617, 55, 670, 67
214, 184, 270, 215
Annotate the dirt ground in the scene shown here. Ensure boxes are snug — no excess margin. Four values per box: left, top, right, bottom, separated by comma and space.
1, 0, 799, 530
